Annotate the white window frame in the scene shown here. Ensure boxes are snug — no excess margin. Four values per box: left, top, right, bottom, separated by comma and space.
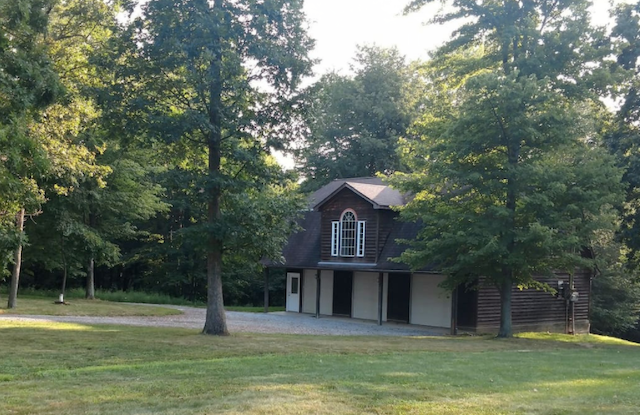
330, 210, 367, 258
356, 221, 366, 257
331, 221, 340, 257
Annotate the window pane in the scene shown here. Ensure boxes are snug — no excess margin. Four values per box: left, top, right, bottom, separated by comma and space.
341, 211, 356, 257
357, 221, 365, 257
331, 221, 339, 256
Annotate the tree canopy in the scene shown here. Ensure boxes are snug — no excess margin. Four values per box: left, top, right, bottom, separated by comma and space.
297, 46, 417, 192
1, 0, 638, 341
393, 0, 625, 337
106, 0, 314, 334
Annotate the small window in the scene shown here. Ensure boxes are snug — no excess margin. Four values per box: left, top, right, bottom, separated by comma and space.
356, 221, 366, 257
291, 277, 299, 294
331, 221, 340, 257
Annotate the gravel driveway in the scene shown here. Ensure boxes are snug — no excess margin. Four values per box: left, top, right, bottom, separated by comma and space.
0, 304, 447, 336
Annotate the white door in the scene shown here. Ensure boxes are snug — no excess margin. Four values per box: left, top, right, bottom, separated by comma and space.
286, 272, 301, 312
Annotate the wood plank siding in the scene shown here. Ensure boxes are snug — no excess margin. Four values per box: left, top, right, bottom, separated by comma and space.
474, 272, 591, 333
319, 188, 395, 263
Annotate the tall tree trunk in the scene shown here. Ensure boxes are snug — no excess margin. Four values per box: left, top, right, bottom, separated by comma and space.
497, 278, 513, 338
7, 208, 25, 309
85, 207, 96, 299
498, 129, 520, 338
86, 256, 95, 299
202, 16, 228, 335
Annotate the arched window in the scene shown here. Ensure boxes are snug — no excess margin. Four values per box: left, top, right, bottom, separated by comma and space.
331, 210, 366, 258
340, 211, 357, 257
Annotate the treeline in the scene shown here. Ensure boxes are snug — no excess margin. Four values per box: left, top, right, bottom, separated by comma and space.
0, 0, 306, 322
1, 0, 640, 338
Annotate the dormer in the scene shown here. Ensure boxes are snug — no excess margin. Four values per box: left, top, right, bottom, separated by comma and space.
309, 178, 406, 264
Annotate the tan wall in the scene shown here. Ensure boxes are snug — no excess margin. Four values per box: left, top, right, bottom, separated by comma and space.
410, 274, 451, 328
320, 270, 334, 315
302, 270, 317, 314
352, 272, 378, 321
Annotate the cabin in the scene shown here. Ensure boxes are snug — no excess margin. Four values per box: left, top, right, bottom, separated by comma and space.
271, 177, 590, 334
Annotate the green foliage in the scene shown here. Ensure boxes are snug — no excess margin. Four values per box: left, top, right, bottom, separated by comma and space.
298, 46, 416, 192
394, 72, 623, 288
607, 1, 640, 264
97, 0, 313, 333
0, 0, 63, 276
592, 268, 640, 336
0, 0, 61, 203
396, 0, 625, 337
1, 0, 114, 282
590, 225, 640, 337
404, 0, 613, 96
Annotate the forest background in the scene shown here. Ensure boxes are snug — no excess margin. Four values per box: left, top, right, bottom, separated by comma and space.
1, 0, 640, 339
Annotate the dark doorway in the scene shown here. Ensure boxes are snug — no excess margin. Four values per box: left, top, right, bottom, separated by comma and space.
332, 271, 353, 316
456, 282, 478, 329
387, 273, 411, 322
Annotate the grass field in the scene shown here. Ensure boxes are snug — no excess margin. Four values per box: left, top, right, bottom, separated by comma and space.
0, 297, 181, 317
1, 320, 638, 415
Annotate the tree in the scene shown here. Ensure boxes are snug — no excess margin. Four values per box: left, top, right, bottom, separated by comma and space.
590, 226, 640, 337
0, 0, 63, 307
394, 0, 623, 337
24, 147, 167, 300
607, 1, 640, 264
108, 0, 313, 335
35, 0, 119, 300
297, 46, 416, 192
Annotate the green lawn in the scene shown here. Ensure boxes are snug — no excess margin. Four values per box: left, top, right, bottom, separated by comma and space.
0, 297, 181, 317
1, 320, 638, 415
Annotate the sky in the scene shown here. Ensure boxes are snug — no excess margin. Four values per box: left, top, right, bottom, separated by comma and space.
273, 0, 624, 169
303, 0, 618, 75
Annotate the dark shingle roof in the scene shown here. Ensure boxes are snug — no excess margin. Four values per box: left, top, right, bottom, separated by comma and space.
271, 211, 321, 268
376, 220, 436, 272
275, 211, 433, 272
309, 177, 406, 210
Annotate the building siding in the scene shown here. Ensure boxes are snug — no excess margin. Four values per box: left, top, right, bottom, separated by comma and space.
475, 272, 591, 333
319, 188, 393, 263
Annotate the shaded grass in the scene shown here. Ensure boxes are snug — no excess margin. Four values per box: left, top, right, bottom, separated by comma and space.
13, 287, 207, 306
0, 297, 181, 317
226, 305, 285, 312
0, 319, 638, 414
12, 288, 284, 310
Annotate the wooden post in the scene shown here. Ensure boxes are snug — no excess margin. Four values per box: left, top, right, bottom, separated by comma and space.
263, 267, 269, 313
315, 271, 321, 319
569, 273, 575, 335
450, 287, 458, 335
377, 272, 384, 326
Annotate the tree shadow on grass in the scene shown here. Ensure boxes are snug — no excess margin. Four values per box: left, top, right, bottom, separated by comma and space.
1, 322, 639, 414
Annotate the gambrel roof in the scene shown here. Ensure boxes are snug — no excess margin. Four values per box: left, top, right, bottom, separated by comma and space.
309, 177, 407, 210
